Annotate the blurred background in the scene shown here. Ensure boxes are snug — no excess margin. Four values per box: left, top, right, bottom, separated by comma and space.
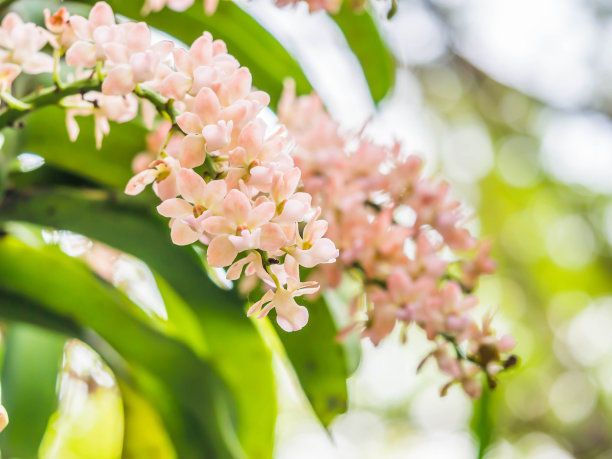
251, 0, 612, 457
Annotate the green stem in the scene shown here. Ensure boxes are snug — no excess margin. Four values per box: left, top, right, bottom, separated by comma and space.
471, 384, 492, 459
52, 49, 63, 89
0, 79, 101, 128
0, 92, 33, 111
159, 125, 179, 154
441, 333, 483, 368
0, 81, 182, 131
203, 152, 219, 179
257, 249, 281, 289
134, 84, 179, 123
95, 60, 104, 82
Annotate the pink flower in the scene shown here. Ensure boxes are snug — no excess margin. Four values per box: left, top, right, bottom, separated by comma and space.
65, 92, 139, 148
141, 0, 195, 15
125, 156, 180, 200
44, 7, 79, 50
286, 209, 338, 268
247, 278, 319, 331
277, 81, 514, 393
203, 189, 285, 267
0, 13, 53, 76
65, 2, 116, 68
174, 87, 235, 152
0, 63, 20, 91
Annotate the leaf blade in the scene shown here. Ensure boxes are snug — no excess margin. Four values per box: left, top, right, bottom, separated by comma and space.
0, 234, 241, 458
332, 4, 395, 103
0, 189, 276, 459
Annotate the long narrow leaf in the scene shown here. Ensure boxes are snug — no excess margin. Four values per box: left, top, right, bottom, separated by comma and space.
17, 107, 146, 189
1, 187, 354, 428
0, 234, 243, 459
0, 189, 276, 458
0, 323, 65, 458
272, 296, 350, 426
332, 3, 395, 103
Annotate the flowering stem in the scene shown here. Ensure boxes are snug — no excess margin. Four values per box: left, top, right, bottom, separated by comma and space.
0, 92, 33, 111
134, 84, 178, 123
0, 79, 101, 128
257, 249, 281, 289
203, 153, 219, 180
53, 49, 63, 89
95, 60, 104, 83
0, 81, 181, 131
159, 125, 179, 154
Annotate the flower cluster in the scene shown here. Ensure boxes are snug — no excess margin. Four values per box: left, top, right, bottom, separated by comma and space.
0, 1, 516, 396
0, 13, 53, 90
278, 82, 516, 396
2, 3, 338, 332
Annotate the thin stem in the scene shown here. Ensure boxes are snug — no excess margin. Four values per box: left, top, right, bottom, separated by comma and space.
442, 334, 481, 367
95, 60, 104, 82
53, 49, 63, 89
203, 152, 219, 179
159, 125, 179, 155
134, 84, 179, 123
0, 80, 184, 131
258, 249, 281, 289
0, 78, 101, 128
0, 92, 33, 111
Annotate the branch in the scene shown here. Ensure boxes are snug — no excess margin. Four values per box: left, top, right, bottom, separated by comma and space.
0, 80, 180, 131
0, 78, 102, 129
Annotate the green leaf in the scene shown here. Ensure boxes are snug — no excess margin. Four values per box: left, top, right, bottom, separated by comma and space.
470, 384, 494, 459
120, 382, 177, 459
272, 296, 350, 426
332, 3, 395, 103
0, 234, 243, 459
0, 323, 65, 459
0, 289, 197, 458
73, 0, 311, 107
17, 106, 146, 189
0, 186, 354, 429
0, 289, 82, 337
38, 341, 125, 459
0, 189, 276, 459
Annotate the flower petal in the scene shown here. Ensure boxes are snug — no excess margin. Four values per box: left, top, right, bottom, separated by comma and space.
125, 169, 157, 195
260, 223, 286, 252
176, 112, 203, 135
247, 289, 274, 316
178, 168, 206, 203
193, 87, 221, 124
202, 216, 234, 235
179, 134, 206, 169
247, 201, 275, 229
223, 189, 251, 226
202, 179, 227, 210
207, 235, 238, 267
157, 198, 192, 218
170, 219, 199, 245
102, 65, 134, 95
